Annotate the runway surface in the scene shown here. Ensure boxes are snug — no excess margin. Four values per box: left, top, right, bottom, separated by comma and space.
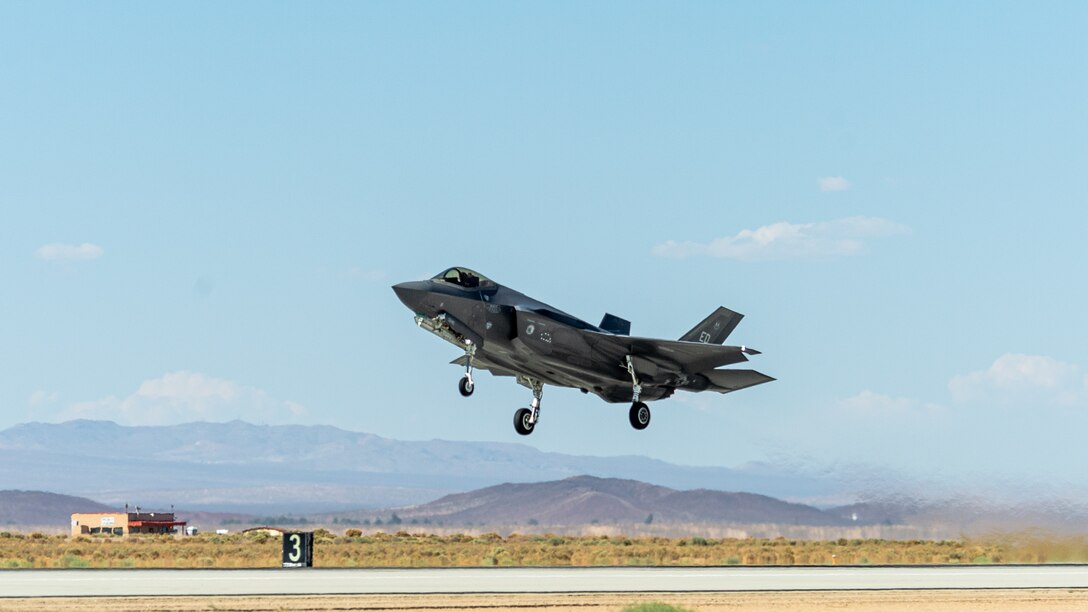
3, 565, 1088, 597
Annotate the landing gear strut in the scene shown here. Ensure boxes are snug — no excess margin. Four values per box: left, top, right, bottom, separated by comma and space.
513, 378, 543, 435
626, 355, 650, 430
458, 342, 476, 397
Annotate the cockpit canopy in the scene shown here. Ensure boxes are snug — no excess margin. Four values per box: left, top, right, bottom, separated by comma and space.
433, 267, 494, 289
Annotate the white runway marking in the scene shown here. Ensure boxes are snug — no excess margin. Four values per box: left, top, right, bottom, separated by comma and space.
2, 566, 1088, 598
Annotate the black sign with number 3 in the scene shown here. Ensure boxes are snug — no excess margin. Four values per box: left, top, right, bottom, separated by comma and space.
282, 531, 314, 568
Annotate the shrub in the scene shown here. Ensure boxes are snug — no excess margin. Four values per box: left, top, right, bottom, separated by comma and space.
621, 603, 693, 612
55, 554, 90, 568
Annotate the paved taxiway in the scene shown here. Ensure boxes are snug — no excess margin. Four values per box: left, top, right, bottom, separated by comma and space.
3, 565, 1088, 597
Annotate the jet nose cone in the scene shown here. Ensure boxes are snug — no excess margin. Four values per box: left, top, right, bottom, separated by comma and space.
392, 280, 430, 312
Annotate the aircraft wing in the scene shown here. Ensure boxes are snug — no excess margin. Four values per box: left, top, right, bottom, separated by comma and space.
702, 368, 775, 393
450, 355, 518, 377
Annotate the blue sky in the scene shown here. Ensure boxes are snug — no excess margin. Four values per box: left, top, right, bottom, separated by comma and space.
3, 2, 1087, 500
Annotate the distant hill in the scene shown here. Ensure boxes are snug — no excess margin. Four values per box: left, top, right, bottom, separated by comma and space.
331, 476, 850, 527
0, 420, 840, 513
0, 490, 116, 527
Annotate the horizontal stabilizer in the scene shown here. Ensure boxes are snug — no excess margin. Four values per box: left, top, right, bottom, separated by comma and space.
680, 306, 743, 345
599, 313, 631, 335
702, 369, 775, 393
626, 337, 750, 373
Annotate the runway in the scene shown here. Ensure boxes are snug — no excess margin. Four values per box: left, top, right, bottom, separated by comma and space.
3, 565, 1088, 597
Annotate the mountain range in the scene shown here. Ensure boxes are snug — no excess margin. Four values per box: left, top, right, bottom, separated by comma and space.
340, 475, 851, 527
0, 478, 853, 532
0, 490, 114, 527
4, 474, 1086, 538
0, 420, 841, 513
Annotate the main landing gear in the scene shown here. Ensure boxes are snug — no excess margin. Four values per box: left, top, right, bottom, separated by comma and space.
626, 355, 651, 430
629, 401, 651, 430
457, 350, 651, 434
513, 378, 543, 436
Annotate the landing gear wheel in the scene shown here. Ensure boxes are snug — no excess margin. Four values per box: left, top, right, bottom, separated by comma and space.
514, 408, 535, 436
458, 376, 474, 397
629, 402, 651, 430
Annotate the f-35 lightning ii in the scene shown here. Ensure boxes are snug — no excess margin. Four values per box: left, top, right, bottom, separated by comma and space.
393, 267, 773, 435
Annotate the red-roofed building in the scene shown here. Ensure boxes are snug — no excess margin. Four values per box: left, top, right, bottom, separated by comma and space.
71, 511, 187, 537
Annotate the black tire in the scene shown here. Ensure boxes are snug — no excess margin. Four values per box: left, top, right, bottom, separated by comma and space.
629, 402, 651, 430
458, 376, 474, 397
514, 408, 535, 435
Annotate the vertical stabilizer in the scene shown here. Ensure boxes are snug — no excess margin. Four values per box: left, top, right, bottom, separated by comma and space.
679, 306, 743, 344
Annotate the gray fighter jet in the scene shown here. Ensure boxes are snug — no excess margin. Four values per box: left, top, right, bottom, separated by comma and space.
393, 267, 773, 435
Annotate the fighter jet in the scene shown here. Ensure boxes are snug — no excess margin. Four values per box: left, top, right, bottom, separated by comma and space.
393, 267, 773, 435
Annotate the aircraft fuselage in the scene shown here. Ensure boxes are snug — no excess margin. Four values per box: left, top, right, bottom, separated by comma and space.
393, 267, 772, 434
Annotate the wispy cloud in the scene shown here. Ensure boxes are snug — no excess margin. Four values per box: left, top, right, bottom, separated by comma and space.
60, 371, 307, 426
949, 353, 1086, 406
652, 216, 908, 261
818, 176, 851, 192
839, 390, 942, 417
35, 242, 103, 261
28, 390, 59, 406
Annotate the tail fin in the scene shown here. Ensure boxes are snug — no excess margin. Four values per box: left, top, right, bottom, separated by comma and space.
679, 306, 743, 344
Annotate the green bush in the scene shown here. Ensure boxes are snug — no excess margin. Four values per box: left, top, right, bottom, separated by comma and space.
621, 603, 693, 612
55, 554, 90, 568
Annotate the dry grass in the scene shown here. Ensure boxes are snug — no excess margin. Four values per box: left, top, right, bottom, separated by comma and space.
3, 591, 1088, 612
1, 529, 1086, 569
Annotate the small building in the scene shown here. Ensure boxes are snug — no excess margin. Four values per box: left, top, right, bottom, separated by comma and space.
71, 511, 187, 537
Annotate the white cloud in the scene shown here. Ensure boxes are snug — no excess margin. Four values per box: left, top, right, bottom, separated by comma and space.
949, 354, 1085, 405
35, 242, 104, 261
652, 216, 908, 261
818, 176, 851, 192
60, 371, 307, 426
28, 390, 59, 406
839, 390, 943, 417
841, 391, 915, 415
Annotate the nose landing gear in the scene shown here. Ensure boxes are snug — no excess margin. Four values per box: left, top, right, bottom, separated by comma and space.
458, 375, 474, 397
458, 342, 477, 397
